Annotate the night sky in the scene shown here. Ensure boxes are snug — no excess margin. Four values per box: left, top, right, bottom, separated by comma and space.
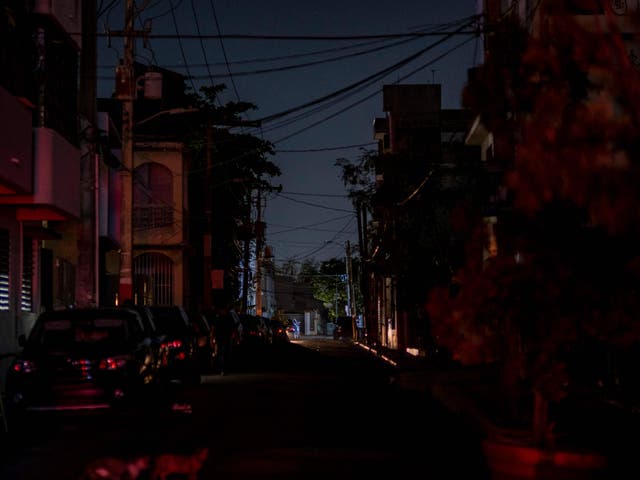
97, 0, 480, 266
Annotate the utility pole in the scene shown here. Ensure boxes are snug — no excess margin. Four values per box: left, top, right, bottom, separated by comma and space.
111, 0, 149, 305
203, 121, 213, 309
254, 187, 264, 316
118, 0, 135, 305
241, 189, 252, 313
346, 240, 356, 340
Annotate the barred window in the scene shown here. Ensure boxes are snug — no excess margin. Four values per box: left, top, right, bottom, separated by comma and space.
0, 228, 9, 311
21, 237, 34, 311
132, 205, 174, 230
133, 253, 174, 306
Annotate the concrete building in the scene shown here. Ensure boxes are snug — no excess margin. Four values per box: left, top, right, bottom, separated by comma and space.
368, 84, 477, 352
0, 2, 94, 376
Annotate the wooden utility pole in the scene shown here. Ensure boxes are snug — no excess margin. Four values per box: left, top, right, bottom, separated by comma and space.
110, 0, 151, 305
117, 0, 135, 305
203, 121, 213, 309
254, 187, 264, 316
241, 190, 252, 313
346, 240, 357, 340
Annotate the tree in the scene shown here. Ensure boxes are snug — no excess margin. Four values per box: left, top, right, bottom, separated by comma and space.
185, 84, 281, 308
312, 259, 348, 322
427, 6, 640, 446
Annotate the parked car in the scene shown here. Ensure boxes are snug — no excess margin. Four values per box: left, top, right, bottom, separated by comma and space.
333, 316, 353, 340
237, 314, 270, 348
120, 304, 171, 381
268, 318, 290, 344
5, 307, 158, 417
258, 316, 273, 345
187, 310, 216, 371
147, 305, 200, 384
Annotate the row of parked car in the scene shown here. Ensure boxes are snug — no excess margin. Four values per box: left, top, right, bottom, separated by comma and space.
3, 305, 291, 419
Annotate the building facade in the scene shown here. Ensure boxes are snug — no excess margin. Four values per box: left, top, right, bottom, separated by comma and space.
368, 83, 478, 352
0, 2, 93, 376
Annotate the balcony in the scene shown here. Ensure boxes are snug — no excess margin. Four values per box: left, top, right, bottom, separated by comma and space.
0, 86, 33, 194
3, 127, 80, 220
133, 205, 174, 231
32, 0, 82, 48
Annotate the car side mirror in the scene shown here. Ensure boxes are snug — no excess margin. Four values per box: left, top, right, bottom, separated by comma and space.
18, 334, 26, 347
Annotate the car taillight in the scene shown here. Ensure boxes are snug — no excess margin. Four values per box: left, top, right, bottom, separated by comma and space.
98, 357, 128, 370
162, 339, 182, 349
12, 359, 36, 373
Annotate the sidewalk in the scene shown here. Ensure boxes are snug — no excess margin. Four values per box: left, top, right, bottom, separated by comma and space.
352, 340, 640, 478
353, 340, 502, 434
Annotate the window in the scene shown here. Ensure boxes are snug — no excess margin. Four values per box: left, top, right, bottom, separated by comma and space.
134, 162, 172, 205
133, 253, 174, 306
0, 228, 9, 311
133, 162, 174, 229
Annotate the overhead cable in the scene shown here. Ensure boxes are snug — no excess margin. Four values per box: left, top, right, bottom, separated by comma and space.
254, 17, 479, 125
272, 34, 478, 144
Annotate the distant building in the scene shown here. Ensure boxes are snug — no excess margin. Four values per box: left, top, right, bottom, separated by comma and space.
274, 274, 323, 335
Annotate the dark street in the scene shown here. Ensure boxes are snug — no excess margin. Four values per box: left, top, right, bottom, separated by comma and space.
0, 337, 490, 480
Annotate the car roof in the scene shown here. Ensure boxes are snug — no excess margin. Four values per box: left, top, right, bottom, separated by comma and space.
38, 307, 140, 320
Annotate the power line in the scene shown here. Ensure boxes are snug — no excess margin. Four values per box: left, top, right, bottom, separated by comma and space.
97, 17, 477, 82
96, 29, 479, 41
269, 213, 354, 235
278, 191, 349, 198
291, 217, 355, 261
96, 17, 472, 70
179, 26, 457, 79
189, 0, 215, 86
275, 142, 376, 153
169, 0, 198, 94
254, 18, 478, 125
271, 34, 478, 144
274, 193, 355, 213
209, 0, 243, 105
176, 33, 476, 178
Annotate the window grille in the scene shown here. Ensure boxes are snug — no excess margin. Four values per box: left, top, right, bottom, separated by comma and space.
21, 238, 34, 311
133, 253, 174, 306
132, 205, 174, 230
0, 229, 9, 311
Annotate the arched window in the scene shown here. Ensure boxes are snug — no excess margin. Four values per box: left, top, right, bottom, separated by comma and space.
133, 162, 174, 229
133, 252, 174, 305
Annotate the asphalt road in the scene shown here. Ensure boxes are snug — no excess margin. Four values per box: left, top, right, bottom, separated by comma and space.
0, 337, 491, 480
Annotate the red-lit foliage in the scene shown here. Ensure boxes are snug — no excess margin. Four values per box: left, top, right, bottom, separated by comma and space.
427, 4, 640, 442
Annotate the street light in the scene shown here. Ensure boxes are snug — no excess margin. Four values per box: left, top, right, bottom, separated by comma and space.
135, 107, 199, 126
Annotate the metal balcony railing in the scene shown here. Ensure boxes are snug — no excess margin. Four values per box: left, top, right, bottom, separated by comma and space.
133, 205, 174, 230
